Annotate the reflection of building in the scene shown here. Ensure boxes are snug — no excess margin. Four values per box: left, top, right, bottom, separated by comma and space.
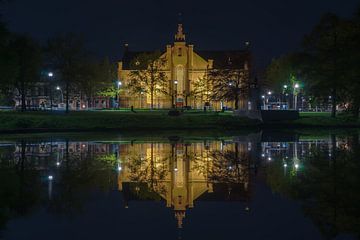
117, 141, 252, 228
118, 24, 251, 110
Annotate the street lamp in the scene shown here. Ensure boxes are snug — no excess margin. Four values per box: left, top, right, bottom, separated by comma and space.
116, 81, 122, 109
173, 80, 178, 108
56, 86, 64, 105
48, 72, 54, 111
282, 85, 288, 109
293, 83, 300, 110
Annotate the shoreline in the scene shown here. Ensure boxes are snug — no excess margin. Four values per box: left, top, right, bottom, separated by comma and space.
0, 111, 359, 134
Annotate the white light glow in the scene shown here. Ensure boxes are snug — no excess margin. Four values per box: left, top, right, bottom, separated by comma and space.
48, 175, 53, 180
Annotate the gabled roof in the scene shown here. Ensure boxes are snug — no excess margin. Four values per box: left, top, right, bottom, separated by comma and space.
120, 49, 251, 70
197, 50, 251, 69
121, 50, 159, 69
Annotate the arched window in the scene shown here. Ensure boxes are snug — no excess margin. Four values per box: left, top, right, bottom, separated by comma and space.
176, 65, 184, 82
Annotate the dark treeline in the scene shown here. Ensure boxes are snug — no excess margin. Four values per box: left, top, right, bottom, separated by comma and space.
266, 8, 360, 118
0, 17, 116, 113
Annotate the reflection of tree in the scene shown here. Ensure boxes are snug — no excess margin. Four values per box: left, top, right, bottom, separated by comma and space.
0, 140, 42, 230
192, 143, 250, 184
125, 143, 169, 199
48, 141, 117, 215
267, 136, 360, 238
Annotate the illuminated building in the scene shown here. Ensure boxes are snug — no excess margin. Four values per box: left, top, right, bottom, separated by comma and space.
118, 24, 251, 109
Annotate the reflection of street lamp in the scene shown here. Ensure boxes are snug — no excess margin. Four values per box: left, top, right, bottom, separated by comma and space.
48, 175, 53, 200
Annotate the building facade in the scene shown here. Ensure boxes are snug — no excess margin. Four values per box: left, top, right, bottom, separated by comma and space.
118, 24, 251, 110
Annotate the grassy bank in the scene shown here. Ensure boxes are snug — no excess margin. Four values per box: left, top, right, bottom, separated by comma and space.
0, 111, 359, 133
0, 110, 260, 132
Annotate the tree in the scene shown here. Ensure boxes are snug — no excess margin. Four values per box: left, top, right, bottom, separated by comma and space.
343, 11, 360, 118
46, 33, 89, 113
302, 13, 349, 118
265, 54, 302, 92
9, 35, 42, 111
79, 58, 116, 108
127, 51, 168, 109
191, 74, 212, 108
0, 21, 18, 106
208, 68, 249, 110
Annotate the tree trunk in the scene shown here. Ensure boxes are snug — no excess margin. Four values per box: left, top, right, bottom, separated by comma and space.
65, 82, 69, 113
21, 81, 26, 112
234, 95, 239, 110
151, 90, 154, 110
331, 88, 336, 118
352, 99, 360, 120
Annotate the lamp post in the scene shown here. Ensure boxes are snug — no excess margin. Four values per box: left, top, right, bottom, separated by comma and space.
293, 83, 299, 110
140, 91, 144, 109
261, 95, 265, 109
48, 72, 54, 111
56, 86, 64, 106
116, 81, 122, 109
174, 80, 178, 109
283, 85, 288, 110
267, 91, 272, 110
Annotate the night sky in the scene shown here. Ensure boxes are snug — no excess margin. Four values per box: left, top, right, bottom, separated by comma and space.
1, 0, 359, 69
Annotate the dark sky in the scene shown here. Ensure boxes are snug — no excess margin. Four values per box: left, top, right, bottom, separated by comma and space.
1, 0, 359, 69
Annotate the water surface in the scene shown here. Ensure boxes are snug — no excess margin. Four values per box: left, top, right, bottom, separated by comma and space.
0, 131, 359, 239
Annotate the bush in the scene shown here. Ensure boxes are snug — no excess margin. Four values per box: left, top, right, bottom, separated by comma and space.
168, 109, 181, 116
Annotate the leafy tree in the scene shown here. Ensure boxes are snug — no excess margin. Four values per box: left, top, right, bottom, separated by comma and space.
127, 51, 168, 109
302, 13, 350, 117
265, 54, 302, 92
9, 35, 42, 111
191, 74, 212, 108
79, 58, 116, 108
46, 33, 89, 113
0, 21, 18, 106
342, 12, 360, 118
208, 68, 249, 110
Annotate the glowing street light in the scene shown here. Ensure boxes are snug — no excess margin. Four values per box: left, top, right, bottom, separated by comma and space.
48, 175, 53, 180
48, 72, 54, 77
55, 86, 64, 104
283, 85, 288, 89
267, 91, 272, 95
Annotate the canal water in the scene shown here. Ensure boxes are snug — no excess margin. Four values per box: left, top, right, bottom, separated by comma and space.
0, 130, 359, 240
